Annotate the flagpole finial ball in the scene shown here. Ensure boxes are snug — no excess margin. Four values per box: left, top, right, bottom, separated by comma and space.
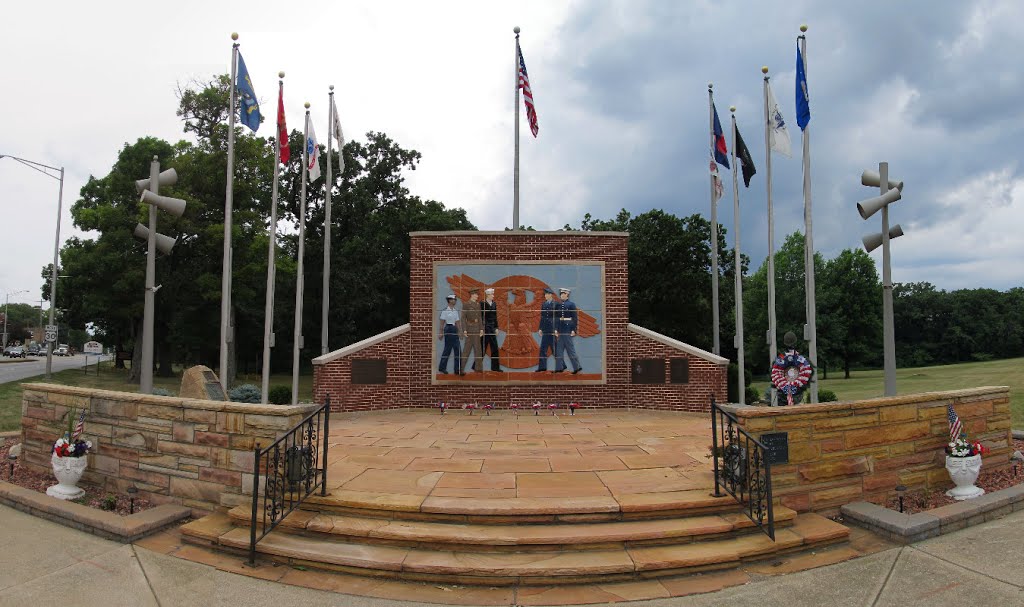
729, 105, 736, 113
329, 85, 335, 91
304, 102, 310, 109
800, 24, 808, 32
708, 82, 713, 89
514, 26, 520, 34
278, 71, 285, 78
231, 32, 239, 40
762, 66, 769, 74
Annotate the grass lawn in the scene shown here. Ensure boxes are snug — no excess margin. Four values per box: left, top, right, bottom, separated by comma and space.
753, 356, 1024, 428
0, 363, 315, 432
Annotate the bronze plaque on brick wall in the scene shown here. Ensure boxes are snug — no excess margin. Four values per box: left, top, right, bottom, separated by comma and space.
351, 359, 387, 384
669, 358, 689, 384
631, 359, 665, 384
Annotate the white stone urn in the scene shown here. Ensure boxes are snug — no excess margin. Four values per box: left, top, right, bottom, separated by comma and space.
47, 453, 88, 500
945, 454, 985, 500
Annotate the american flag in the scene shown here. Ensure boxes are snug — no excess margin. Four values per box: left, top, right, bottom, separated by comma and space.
517, 41, 539, 137
71, 410, 86, 440
947, 404, 963, 441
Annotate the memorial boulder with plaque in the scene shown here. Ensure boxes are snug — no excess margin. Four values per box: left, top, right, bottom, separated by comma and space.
179, 365, 227, 401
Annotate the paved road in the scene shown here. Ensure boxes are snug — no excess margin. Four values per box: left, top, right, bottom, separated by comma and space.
0, 353, 109, 385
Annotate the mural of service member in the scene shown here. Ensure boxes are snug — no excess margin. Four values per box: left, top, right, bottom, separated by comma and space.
554, 287, 582, 374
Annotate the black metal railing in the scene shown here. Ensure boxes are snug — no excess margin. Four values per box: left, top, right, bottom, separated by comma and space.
248, 395, 331, 566
710, 395, 774, 540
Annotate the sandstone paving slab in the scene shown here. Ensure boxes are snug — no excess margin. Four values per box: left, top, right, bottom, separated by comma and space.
339, 454, 416, 470
597, 467, 696, 495
385, 446, 456, 459
548, 455, 629, 472
406, 457, 483, 472
874, 547, 1024, 607
430, 487, 519, 498
316, 489, 426, 512
436, 471, 516, 489
341, 469, 444, 495
516, 580, 671, 605
516, 471, 612, 498
481, 456, 552, 473
361, 577, 516, 605
618, 453, 702, 470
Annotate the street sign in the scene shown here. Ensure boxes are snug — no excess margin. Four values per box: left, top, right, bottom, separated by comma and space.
45, 330, 57, 343
84, 341, 103, 354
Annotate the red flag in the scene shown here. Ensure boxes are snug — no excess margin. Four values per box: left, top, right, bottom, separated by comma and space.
278, 87, 290, 163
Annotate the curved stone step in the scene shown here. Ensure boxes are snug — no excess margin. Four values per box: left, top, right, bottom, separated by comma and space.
226, 504, 797, 552
301, 488, 743, 523
192, 513, 847, 586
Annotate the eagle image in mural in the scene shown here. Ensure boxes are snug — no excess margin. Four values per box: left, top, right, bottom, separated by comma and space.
445, 274, 601, 369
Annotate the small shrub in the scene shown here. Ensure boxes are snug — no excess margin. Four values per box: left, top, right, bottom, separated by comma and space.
818, 389, 838, 402
229, 384, 262, 404
745, 386, 761, 404
268, 385, 292, 405
101, 494, 117, 511
151, 387, 172, 397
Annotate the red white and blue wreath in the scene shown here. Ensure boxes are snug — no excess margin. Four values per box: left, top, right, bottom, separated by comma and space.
770, 350, 813, 405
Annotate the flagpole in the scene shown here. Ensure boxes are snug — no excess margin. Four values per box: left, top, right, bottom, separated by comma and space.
799, 25, 819, 403
513, 26, 521, 231
322, 86, 335, 356
730, 107, 745, 405
293, 104, 310, 405
261, 72, 285, 404
762, 66, 778, 406
220, 32, 239, 393
708, 84, 720, 356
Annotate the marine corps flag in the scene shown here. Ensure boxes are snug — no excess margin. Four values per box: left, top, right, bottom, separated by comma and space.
277, 86, 290, 163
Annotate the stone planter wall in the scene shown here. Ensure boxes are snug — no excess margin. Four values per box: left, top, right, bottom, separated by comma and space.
721, 387, 1012, 514
20, 384, 318, 513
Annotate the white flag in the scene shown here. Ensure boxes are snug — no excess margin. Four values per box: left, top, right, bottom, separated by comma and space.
332, 99, 345, 173
766, 81, 792, 158
710, 158, 723, 204
306, 122, 321, 182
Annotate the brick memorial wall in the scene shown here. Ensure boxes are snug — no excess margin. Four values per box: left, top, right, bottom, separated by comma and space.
722, 387, 1012, 514
20, 384, 317, 513
313, 231, 728, 411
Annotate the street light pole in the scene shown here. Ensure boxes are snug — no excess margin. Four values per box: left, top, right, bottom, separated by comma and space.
0, 154, 64, 379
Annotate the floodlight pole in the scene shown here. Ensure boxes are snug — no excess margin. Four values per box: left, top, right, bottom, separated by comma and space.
0, 154, 64, 378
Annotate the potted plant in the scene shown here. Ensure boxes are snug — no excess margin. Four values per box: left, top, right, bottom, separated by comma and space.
944, 436, 988, 500
47, 409, 91, 500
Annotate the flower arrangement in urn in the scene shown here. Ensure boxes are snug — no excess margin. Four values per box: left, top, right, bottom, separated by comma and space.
48, 408, 91, 500
943, 405, 987, 500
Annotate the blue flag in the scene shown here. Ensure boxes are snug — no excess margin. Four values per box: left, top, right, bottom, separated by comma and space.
795, 43, 810, 130
712, 103, 730, 169
236, 52, 260, 132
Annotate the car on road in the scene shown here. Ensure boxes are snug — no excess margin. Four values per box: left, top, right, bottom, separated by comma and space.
6, 346, 27, 358
54, 346, 69, 356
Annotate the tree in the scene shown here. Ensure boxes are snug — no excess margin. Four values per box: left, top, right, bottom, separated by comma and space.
818, 249, 882, 378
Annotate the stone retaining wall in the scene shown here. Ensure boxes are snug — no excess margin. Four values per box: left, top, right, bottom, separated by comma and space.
20, 384, 317, 513
722, 387, 1012, 514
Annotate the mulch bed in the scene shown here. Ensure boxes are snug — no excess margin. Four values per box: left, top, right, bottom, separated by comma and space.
1, 438, 155, 516
872, 439, 1024, 515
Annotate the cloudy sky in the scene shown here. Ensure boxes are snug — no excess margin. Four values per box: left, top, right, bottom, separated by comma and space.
2, 0, 1023, 314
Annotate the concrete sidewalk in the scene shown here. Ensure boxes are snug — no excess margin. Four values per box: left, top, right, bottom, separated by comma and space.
1, 503, 1022, 607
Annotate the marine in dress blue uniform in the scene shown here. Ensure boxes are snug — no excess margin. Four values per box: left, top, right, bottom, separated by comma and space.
554, 288, 582, 374
437, 294, 462, 375
536, 288, 557, 371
